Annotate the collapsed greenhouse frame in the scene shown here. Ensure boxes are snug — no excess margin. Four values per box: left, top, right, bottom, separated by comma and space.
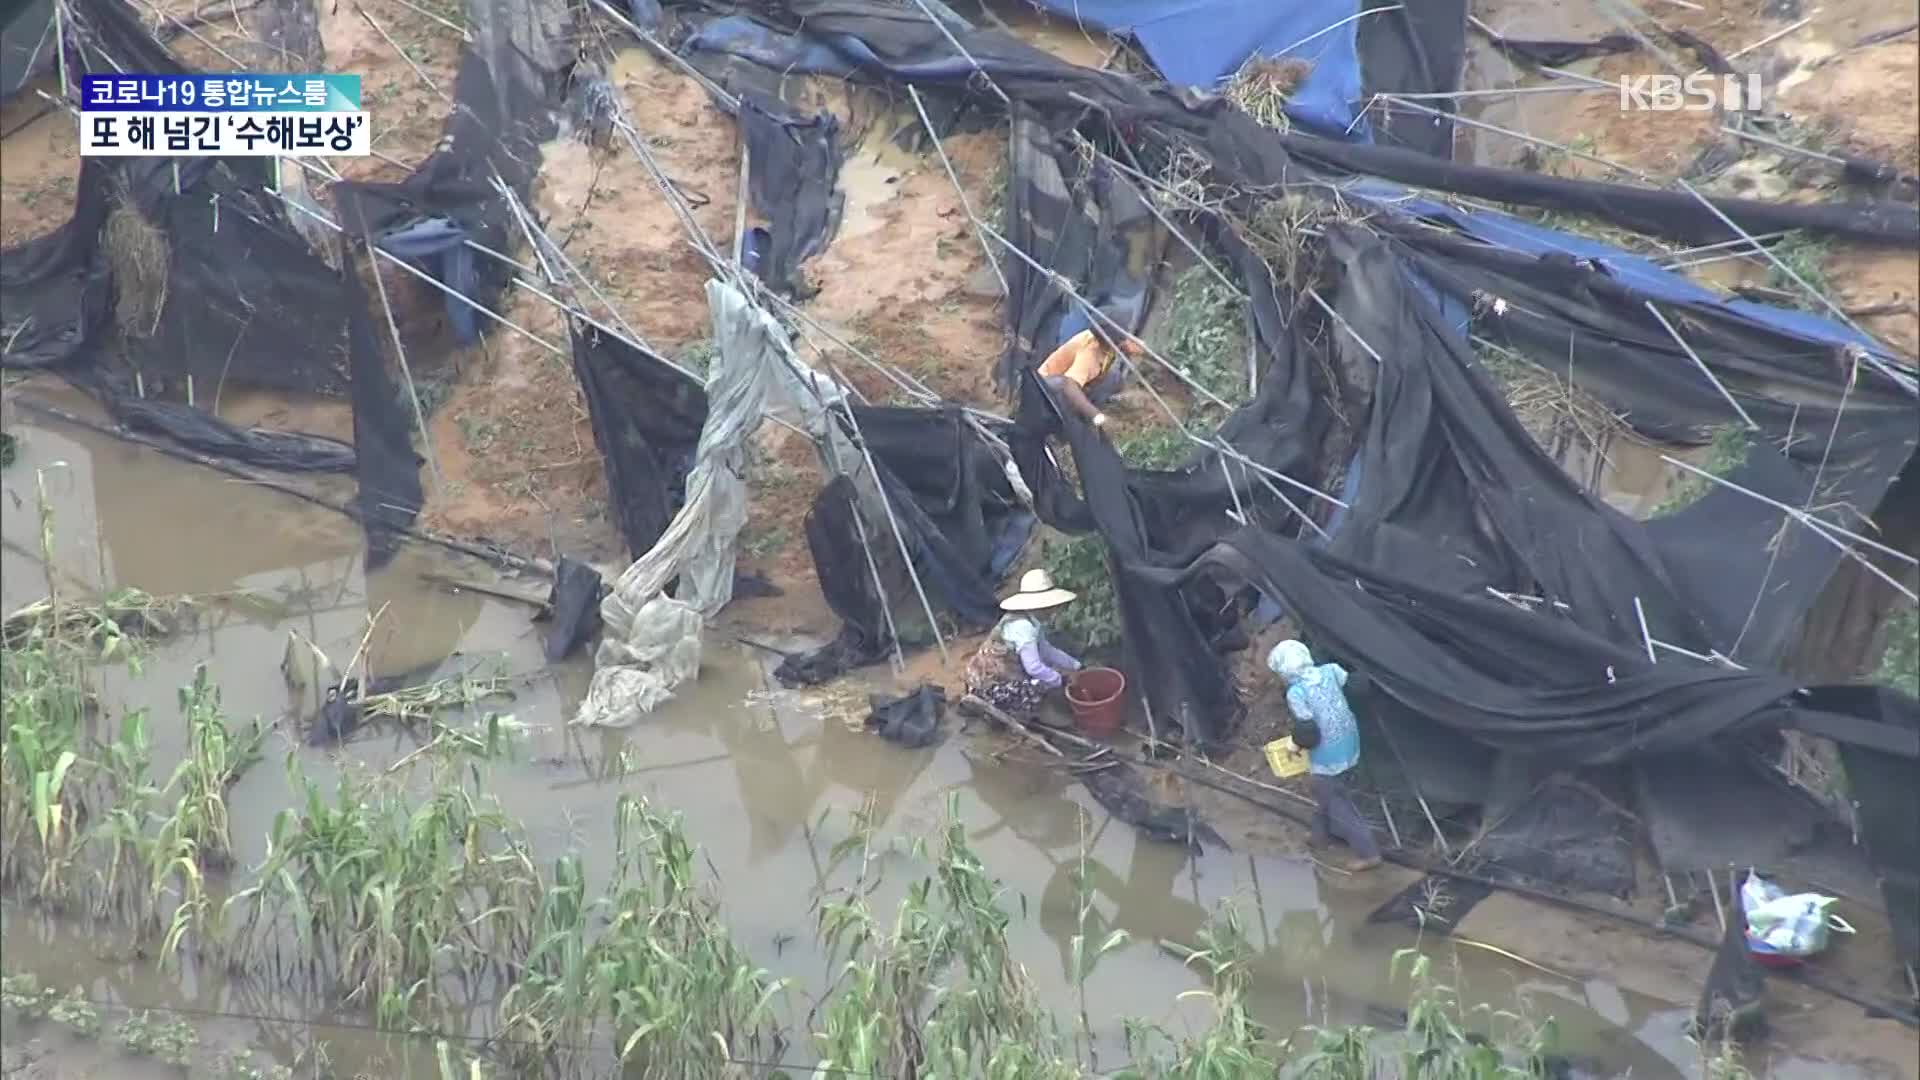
3, 0, 1918, 1016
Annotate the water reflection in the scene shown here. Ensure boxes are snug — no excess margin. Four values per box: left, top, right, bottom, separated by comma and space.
1, 416, 1898, 1078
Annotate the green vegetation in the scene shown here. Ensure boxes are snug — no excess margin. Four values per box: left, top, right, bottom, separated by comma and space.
676, 337, 720, 377
1117, 424, 1191, 470
1160, 263, 1251, 423
740, 521, 793, 560
1, 430, 16, 469
116, 1010, 197, 1066
1652, 425, 1753, 517
1765, 231, 1833, 309
1873, 604, 1918, 699
0, 486, 1760, 1079
1043, 532, 1120, 653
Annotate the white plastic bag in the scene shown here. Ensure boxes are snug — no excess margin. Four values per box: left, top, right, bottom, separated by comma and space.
1740, 870, 1853, 959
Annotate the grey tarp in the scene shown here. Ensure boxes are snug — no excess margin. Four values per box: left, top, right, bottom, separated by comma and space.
576, 276, 853, 726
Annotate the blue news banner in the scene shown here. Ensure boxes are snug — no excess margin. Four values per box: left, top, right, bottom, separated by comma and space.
79, 74, 369, 157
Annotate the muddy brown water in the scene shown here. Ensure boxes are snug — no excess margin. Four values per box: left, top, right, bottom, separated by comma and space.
7, 409, 1910, 1079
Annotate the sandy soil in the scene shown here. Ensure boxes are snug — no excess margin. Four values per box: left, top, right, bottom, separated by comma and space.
1471, 0, 1920, 355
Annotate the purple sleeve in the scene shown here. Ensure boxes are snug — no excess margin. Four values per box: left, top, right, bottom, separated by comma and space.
1017, 642, 1064, 686
1039, 640, 1082, 674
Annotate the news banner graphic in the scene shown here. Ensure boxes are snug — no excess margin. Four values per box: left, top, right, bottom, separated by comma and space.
79, 74, 369, 157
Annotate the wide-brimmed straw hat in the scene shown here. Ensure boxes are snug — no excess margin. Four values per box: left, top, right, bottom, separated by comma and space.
1000, 568, 1077, 612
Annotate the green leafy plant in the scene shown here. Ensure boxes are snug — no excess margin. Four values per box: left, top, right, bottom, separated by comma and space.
116, 1010, 197, 1065
208, 1048, 295, 1080
1873, 604, 1918, 699
1042, 532, 1121, 653
1161, 264, 1250, 418
1117, 425, 1192, 470
2, 972, 56, 1018
48, 987, 101, 1038
1765, 231, 1832, 309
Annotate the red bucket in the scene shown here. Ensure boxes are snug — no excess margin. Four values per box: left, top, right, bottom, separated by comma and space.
1066, 667, 1127, 738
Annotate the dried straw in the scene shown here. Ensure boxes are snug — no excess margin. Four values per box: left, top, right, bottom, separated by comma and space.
1223, 56, 1313, 133
102, 189, 170, 337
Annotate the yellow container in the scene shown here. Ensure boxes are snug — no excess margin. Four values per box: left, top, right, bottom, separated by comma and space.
1263, 736, 1310, 779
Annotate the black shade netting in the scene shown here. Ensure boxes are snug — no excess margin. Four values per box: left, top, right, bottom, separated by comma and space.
739, 90, 844, 297
1468, 764, 1638, 898
331, 0, 572, 344
568, 322, 709, 559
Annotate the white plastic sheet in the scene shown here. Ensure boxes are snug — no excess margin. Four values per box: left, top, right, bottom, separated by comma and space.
577, 277, 849, 726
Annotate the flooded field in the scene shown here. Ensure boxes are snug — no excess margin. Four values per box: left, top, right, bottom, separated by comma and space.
4, 396, 1913, 1078
4, 0, 1917, 1073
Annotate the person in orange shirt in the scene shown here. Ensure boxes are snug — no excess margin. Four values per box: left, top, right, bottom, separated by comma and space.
1036, 328, 1144, 430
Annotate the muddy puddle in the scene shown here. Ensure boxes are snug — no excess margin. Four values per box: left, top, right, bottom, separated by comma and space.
6, 399, 1908, 1078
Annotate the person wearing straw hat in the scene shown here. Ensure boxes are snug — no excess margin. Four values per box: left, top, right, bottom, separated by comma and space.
1268, 639, 1381, 872
1037, 328, 1145, 430
964, 568, 1086, 719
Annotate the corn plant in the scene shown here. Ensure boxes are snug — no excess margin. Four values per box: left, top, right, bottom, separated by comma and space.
164, 663, 264, 871
1069, 808, 1131, 1067
229, 763, 542, 1027
814, 796, 1081, 1079
501, 796, 786, 1078
1119, 904, 1282, 1078
88, 709, 167, 929
1, 630, 94, 906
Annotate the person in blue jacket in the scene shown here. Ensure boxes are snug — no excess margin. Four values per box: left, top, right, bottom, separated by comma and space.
1269, 639, 1382, 871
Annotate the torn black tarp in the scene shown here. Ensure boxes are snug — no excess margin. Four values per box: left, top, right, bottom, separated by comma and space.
739, 91, 844, 297
775, 474, 892, 686
544, 555, 604, 662
1470, 769, 1638, 898
1694, 877, 1768, 1040
866, 683, 946, 748
776, 406, 1031, 686
1, 0, 367, 477
342, 263, 425, 568
569, 322, 710, 559
332, 0, 573, 343
1476, 29, 1638, 68
1822, 685, 1920, 967
1079, 761, 1226, 851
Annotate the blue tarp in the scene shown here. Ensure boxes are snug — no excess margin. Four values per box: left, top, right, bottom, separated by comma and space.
1026, 0, 1369, 139
683, 9, 1897, 365
1337, 178, 1897, 359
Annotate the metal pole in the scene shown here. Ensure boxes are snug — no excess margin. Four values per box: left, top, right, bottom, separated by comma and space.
906, 85, 1009, 296
1642, 301, 1760, 431
1633, 596, 1657, 664
823, 359, 953, 665
355, 206, 444, 492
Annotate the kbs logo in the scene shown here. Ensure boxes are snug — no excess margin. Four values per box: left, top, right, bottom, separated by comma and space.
1617, 73, 1764, 112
